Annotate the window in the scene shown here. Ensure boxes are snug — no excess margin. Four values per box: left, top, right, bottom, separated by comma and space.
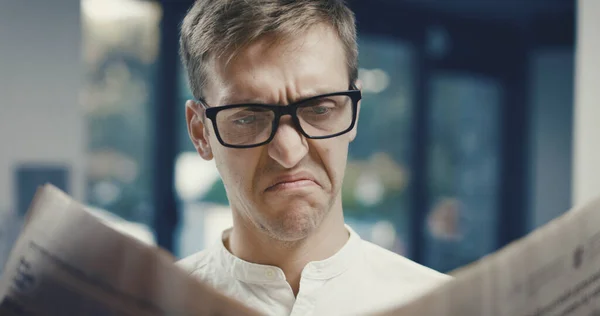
343, 36, 416, 256
82, 0, 161, 238
424, 73, 502, 272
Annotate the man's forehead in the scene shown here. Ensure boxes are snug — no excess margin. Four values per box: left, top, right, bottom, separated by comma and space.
231, 24, 336, 60
203, 26, 348, 106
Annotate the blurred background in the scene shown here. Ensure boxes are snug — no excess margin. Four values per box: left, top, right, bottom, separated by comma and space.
1, 0, 598, 275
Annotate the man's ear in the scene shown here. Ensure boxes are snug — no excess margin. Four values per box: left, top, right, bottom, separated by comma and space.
354, 79, 363, 91
348, 80, 362, 142
186, 100, 214, 160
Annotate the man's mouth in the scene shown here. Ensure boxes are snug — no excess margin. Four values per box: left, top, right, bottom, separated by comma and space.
265, 172, 319, 192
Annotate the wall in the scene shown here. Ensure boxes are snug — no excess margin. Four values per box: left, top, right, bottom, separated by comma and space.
573, 0, 600, 207
0, 0, 84, 214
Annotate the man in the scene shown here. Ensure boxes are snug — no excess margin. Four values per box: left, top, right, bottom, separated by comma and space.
178, 0, 450, 314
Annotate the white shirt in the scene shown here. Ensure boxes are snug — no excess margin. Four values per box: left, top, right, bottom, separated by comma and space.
178, 226, 450, 315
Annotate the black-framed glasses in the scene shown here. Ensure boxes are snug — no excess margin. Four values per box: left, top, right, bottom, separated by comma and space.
197, 88, 362, 148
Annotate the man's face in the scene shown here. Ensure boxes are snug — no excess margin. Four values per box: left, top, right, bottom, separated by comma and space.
186, 25, 359, 241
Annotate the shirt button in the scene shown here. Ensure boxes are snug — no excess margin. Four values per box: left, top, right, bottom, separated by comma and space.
311, 264, 321, 273
265, 269, 275, 279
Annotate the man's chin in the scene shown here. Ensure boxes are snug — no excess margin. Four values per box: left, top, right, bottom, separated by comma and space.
269, 228, 313, 243
263, 207, 323, 242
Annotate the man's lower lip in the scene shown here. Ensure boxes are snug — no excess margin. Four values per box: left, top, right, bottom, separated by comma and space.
266, 180, 317, 191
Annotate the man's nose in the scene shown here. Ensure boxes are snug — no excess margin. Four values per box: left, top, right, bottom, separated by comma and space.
267, 116, 309, 169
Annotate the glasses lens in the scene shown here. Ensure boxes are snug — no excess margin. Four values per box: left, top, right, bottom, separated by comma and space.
296, 95, 354, 137
215, 106, 275, 146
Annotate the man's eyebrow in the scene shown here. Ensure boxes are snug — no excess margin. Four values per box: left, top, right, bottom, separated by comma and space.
220, 87, 344, 106
220, 96, 267, 105
290, 87, 350, 103
293, 91, 329, 102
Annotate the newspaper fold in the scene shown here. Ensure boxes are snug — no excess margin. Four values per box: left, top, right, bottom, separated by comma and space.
0, 184, 260, 316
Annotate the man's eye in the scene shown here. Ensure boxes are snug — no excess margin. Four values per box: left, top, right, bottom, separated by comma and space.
310, 106, 331, 115
233, 115, 256, 125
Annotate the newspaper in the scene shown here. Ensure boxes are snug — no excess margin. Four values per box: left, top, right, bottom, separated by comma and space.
1, 184, 599, 316
381, 196, 600, 316
0, 184, 260, 316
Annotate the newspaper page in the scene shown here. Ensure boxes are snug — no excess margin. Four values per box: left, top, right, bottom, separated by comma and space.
381, 196, 600, 316
0, 184, 260, 316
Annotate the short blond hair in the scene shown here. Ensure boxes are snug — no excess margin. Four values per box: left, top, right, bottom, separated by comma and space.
180, 0, 358, 100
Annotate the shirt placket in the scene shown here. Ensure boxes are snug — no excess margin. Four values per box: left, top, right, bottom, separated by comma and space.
289, 272, 326, 316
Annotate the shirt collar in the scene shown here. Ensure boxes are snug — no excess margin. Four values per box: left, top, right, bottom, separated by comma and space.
213, 225, 363, 285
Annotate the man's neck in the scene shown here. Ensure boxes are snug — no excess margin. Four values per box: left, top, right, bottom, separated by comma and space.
226, 203, 348, 296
